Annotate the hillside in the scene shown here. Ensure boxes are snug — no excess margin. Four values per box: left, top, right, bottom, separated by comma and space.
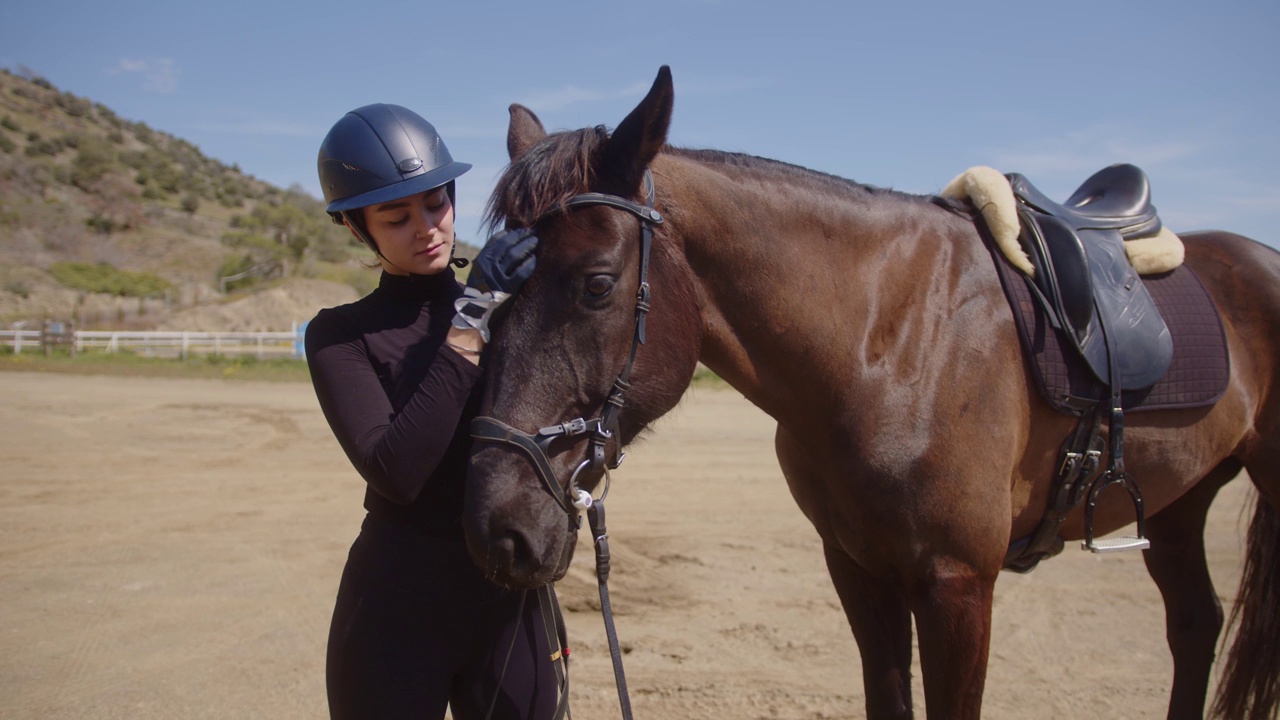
0, 67, 472, 332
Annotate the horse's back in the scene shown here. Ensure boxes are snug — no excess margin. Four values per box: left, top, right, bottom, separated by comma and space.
1181, 231, 1280, 486
1183, 229, 1280, 279
1182, 230, 1280, 355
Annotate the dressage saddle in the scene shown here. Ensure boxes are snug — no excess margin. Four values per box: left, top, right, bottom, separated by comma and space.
1006, 164, 1173, 391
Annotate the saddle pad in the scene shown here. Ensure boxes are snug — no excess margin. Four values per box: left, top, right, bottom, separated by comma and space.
987, 237, 1230, 414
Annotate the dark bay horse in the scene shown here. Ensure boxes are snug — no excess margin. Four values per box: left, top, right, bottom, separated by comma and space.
463, 66, 1280, 719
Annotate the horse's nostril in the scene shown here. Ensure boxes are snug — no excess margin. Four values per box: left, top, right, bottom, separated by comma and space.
488, 529, 532, 573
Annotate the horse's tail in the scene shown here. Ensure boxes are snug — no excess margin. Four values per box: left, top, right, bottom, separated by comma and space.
1211, 492, 1280, 720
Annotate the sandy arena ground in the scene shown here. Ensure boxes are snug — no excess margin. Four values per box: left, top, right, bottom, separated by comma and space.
0, 371, 1254, 719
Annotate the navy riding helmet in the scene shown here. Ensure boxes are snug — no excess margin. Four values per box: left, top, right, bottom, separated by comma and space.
317, 103, 471, 254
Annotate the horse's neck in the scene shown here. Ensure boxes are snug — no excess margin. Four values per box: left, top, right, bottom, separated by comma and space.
667, 158, 980, 423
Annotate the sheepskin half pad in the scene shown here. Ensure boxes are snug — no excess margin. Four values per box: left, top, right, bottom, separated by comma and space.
942, 166, 1185, 277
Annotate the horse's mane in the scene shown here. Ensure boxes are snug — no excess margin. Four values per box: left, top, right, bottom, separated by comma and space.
483, 129, 970, 232
483, 125, 610, 232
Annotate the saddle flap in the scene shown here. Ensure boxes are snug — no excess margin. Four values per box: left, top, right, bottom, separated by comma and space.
1079, 228, 1174, 389
1029, 214, 1094, 337
1018, 209, 1173, 390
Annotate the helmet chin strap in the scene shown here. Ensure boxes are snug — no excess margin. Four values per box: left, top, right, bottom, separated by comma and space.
450, 242, 469, 269
339, 209, 389, 262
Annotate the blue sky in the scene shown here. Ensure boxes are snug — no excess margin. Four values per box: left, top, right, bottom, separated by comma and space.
2, 0, 1276, 248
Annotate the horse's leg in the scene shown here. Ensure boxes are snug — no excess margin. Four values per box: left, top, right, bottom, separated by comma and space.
823, 541, 916, 719
907, 563, 996, 720
1142, 458, 1239, 720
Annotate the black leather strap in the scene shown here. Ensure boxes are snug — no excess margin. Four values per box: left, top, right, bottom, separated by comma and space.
471, 416, 575, 514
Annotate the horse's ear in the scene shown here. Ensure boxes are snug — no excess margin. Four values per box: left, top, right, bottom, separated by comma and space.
601, 66, 673, 192
507, 104, 547, 160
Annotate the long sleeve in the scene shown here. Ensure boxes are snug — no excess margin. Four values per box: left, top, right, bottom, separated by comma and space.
303, 271, 481, 532
306, 311, 481, 505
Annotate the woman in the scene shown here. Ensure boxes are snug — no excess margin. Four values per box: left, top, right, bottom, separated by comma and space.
306, 103, 553, 719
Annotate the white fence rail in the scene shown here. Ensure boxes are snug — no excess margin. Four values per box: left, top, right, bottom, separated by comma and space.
0, 328, 306, 360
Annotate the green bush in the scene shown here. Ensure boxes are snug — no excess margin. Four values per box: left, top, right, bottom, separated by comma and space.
56, 92, 92, 117
49, 261, 172, 297
85, 216, 120, 234
24, 137, 65, 157
70, 136, 116, 190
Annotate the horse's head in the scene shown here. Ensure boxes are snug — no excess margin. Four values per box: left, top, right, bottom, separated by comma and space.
464, 66, 701, 588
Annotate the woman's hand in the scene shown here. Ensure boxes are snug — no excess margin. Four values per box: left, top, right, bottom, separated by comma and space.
452, 228, 539, 342
467, 228, 538, 296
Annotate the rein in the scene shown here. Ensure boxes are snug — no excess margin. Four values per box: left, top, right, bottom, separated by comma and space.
472, 170, 663, 720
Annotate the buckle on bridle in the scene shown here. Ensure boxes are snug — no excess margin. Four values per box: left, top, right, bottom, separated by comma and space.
539, 417, 589, 438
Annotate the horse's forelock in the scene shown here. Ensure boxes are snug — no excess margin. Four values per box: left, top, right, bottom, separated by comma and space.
483, 125, 611, 232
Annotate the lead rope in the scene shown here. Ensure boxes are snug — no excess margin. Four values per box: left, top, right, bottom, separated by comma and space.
586, 498, 633, 719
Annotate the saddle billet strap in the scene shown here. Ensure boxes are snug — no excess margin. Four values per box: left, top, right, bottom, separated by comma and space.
1004, 409, 1103, 572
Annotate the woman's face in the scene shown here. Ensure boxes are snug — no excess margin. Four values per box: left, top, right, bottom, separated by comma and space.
360, 185, 456, 276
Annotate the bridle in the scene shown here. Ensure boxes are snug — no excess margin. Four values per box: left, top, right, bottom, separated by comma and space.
470, 169, 661, 520
471, 169, 662, 720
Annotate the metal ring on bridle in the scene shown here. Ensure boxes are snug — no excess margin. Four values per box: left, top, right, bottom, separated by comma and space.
570, 462, 612, 510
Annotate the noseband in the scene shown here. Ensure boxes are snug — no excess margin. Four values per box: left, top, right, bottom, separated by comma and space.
470, 170, 662, 522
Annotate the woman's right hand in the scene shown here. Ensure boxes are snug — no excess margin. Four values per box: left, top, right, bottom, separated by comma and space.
467, 228, 538, 296
453, 228, 539, 343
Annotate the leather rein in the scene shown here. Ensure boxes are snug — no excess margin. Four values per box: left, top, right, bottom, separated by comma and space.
471, 170, 663, 720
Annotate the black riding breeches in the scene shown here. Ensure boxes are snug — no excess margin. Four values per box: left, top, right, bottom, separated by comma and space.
326, 513, 562, 720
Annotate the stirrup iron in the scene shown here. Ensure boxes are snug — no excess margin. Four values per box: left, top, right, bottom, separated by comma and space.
1081, 469, 1150, 554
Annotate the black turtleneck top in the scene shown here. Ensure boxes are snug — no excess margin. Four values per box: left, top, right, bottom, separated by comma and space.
305, 269, 482, 536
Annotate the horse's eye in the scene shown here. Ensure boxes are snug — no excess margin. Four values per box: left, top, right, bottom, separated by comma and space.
585, 275, 615, 299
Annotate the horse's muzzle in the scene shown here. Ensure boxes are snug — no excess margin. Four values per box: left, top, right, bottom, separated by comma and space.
463, 449, 580, 588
